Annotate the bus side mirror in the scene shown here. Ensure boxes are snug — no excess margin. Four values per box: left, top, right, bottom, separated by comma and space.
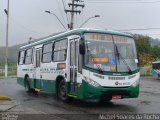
135, 59, 138, 63
79, 37, 85, 55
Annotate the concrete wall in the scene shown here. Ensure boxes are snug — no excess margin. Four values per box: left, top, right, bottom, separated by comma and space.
140, 67, 152, 76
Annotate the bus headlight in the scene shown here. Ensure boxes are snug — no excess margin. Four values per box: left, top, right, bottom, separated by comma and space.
132, 80, 139, 87
84, 77, 100, 87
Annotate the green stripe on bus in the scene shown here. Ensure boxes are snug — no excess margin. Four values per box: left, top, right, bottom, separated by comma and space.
77, 80, 139, 100
83, 66, 139, 76
17, 77, 56, 93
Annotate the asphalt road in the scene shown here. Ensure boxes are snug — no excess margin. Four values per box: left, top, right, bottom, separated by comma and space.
0, 77, 160, 120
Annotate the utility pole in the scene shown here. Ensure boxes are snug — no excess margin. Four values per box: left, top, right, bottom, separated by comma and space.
70, 0, 75, 30
5, 0, 10, 78
65, 0, 85, 30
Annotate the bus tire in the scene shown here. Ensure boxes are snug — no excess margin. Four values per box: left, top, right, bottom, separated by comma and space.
57, 80, 69, 102
99, 98, 111, 103
25, 76, 31, 92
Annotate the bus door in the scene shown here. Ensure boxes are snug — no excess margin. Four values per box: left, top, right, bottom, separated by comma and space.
69, 39, 79, 94
35, 48, 42, 89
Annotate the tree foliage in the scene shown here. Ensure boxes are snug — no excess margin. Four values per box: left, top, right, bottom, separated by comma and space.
134, 34, 151, 54
151, 46, 160, 60
133, 34, 160, 66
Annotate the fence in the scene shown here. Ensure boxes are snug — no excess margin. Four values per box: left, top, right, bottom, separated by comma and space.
140, 67, 152, 76
0, 67, 17, 76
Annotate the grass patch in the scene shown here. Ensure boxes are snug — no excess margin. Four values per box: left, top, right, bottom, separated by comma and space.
0, 71, 16, 77
0, 72, 4, 76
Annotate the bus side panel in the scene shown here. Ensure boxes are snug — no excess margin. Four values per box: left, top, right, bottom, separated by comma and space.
17, 77, 25, 86
77, 80, 102, 100
17, 65, 35, 87
40, 61, 66, 93
29, 78, 35, 89
35, 79, 41, 89
17, 64, 28, 87
36, 79, 56, 93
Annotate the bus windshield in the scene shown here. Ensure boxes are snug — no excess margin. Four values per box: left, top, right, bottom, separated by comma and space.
84, 33, 138, 72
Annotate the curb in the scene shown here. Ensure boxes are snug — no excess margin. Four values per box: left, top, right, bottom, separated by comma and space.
0, 76, 17, 79
140, 76, 153, 79
0, 96, 11, 101
0, 101, 17, 112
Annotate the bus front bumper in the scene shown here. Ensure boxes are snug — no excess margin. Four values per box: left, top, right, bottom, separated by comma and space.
77, 80, 139, 100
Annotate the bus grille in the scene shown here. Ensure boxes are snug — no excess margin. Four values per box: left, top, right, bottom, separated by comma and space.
108, 77, 125, 80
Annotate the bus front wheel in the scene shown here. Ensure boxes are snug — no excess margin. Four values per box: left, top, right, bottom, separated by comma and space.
57, 80, 69, 102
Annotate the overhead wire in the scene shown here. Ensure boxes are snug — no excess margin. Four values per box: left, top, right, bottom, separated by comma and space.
117, 27, 160, 31
56, 0, 67, 27
62, 0, 70, 26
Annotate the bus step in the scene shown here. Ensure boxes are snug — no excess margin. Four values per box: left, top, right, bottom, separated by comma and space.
68, 94, 77, 98
34, 88, 40, 92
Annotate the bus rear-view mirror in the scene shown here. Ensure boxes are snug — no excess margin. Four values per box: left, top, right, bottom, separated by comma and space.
79, 37, 85, 55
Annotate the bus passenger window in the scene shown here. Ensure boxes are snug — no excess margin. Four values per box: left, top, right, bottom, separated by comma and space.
18, 51, 25, 65
24, 48, 33, 64
36, 50, 41, 67
42, 43, 53, 63
53, 39, 68, 62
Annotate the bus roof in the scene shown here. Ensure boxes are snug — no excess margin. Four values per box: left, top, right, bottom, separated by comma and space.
20, 28, 133, 50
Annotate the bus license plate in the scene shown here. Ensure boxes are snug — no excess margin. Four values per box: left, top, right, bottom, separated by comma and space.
112, 95, 122, 99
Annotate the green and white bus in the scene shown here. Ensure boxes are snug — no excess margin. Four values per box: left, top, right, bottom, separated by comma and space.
17, 28, 140, 101
152, 61, 160, 79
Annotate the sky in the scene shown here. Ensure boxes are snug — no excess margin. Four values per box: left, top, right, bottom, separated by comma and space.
1, 0, 160, 46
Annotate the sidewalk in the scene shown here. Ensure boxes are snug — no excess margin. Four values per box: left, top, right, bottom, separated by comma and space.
140, 76, 153, 79
0, 101, 17, 112
0, 76, 17, 79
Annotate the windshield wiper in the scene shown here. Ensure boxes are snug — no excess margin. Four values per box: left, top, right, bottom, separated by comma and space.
87, 50, 103, 73
115, 44, 132, 74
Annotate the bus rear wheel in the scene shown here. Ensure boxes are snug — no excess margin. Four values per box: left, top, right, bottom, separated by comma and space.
25, 76, 31, 92
57, 80, 69, 102
99, 98, 111, 103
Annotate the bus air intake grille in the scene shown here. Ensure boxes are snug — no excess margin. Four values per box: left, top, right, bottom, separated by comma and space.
108, 77, 125, 80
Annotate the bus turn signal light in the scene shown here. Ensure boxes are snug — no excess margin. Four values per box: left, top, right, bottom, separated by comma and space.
77, 83, 81, 88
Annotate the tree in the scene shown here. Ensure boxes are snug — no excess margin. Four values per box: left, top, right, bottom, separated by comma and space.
151, 46, 160, 60
134, 34, 151, 54
138, 52, 154, 66
133, 34, 153, 66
